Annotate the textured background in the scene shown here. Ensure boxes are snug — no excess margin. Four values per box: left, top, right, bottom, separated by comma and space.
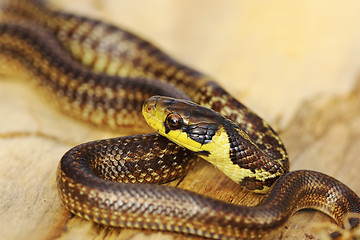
1, 0, 360, 239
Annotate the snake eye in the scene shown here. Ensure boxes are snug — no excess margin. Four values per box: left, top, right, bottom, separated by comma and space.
165, 113, 183, 133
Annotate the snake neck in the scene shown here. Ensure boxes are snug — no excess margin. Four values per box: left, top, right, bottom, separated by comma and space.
195, 82, 290, 179
196, 118, 287, 193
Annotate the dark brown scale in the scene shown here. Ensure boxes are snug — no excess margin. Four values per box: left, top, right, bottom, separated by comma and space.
58, 144, 360, 239
83, 134, 199, 185
1, 0, 360, 239
185, 123, 218, 145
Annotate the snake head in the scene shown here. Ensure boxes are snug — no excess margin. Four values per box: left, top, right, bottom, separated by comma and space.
143, 96, 287, 194
142, 96, 226, 154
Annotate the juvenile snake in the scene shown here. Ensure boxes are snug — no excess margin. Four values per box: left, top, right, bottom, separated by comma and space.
1, 0, 359, 239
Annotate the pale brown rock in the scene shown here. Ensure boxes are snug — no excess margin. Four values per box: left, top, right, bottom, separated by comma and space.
1, 1, 360, 239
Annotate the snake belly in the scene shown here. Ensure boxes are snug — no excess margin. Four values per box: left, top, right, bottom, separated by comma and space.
0, 0, 360, 239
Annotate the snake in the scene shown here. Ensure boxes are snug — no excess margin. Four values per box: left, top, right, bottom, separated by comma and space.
1, 0, 360, 239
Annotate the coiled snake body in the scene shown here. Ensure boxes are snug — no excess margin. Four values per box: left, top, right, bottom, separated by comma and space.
1, 0, 360, 239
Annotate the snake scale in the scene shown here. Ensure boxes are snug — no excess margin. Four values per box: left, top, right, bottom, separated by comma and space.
1, 0, 360, 239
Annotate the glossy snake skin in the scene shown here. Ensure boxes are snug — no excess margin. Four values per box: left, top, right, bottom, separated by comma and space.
0, 0, 359, 239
